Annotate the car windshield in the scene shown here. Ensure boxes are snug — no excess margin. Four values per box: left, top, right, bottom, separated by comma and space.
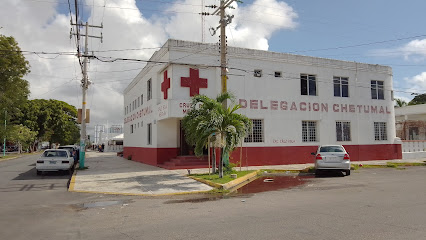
319, 146, 344, 153
43, 150, 68, 158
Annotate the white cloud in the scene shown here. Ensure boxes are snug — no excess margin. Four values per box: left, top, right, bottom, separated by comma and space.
404, 72, 426, 89
0, 0, 297, 137
371, 38, 426, 61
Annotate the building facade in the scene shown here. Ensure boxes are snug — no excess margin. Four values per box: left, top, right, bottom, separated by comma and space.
123, 39, 401, 167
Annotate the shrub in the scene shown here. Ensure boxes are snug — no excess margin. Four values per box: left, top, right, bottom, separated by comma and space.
127, 155, 132, 160
224, 163, 237, 174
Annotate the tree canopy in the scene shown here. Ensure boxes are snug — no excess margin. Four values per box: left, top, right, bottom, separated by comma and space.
408, 94, 426, 106
181, 92, 251, 177
20, 99, 80, 146
0, 35, 30, 124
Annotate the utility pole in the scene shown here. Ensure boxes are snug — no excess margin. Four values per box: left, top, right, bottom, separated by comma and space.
71, 21, 102, 168
210, 0, 236, 108
209, 0, 237, 178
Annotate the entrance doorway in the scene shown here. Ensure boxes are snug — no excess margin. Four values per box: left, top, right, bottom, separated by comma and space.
179, 121, 193, 155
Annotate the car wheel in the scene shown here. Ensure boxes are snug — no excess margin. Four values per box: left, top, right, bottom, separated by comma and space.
315, 169, 322, 176
36, 170, 41, 176
345, 170, 351, 176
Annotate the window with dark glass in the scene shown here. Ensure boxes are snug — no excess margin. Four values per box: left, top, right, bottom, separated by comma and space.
147, 123, 152, 145
336, 121, 351, 141
301, 74, 317, 96
334, 77, 349, 97
147, 79, 152, 101
371, 80, 384, 100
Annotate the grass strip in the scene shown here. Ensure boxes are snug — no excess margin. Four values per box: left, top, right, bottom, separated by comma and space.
190, 170, 255, 184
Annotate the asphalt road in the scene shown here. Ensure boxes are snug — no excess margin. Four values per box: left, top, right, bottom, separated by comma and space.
0, 155, 425, 240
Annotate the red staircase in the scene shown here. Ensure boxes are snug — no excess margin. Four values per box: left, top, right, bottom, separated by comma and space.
159, 155, 209, 170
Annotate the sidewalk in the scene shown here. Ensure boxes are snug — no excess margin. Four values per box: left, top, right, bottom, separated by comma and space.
69, 151, 426, 196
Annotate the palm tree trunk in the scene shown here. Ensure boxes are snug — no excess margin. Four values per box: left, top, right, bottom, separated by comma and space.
212, 147, 216, 174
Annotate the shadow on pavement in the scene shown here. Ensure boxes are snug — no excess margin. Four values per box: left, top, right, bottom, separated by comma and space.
13, 167, 72, 180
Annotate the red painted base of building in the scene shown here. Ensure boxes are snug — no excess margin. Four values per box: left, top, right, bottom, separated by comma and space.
123, 144, 402, 169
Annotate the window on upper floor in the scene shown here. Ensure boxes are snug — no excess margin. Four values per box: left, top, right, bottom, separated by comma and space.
275, 71, 282, 78
254, 69, 262, 77
371, 80, 384, 100
301, 74, 317, 96
334, 76, 349, 97
147, 79, 152, 101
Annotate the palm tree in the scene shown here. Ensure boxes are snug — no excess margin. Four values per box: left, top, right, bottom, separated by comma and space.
181, 92, 252, 178
395, 98, 407, 108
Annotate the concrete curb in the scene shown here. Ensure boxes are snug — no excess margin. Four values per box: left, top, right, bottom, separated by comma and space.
188, 176, 222, 189
222, 170, 260, 190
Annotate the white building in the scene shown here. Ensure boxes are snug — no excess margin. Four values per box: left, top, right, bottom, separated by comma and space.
123, 39, 401, 167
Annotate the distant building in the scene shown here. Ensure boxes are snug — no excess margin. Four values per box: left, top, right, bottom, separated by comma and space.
123, 39, 401, 167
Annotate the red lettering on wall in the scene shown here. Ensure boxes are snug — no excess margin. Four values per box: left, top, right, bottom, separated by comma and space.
313, 103, 320, 111
364, 105, 370, 113
271, 101, 278, 110
349, 104, 355, 113
379, 106, 384, 114
341, 104, 348, 112
250, 100, 258, 109
333, 104, 339, 112
371, 106, 377, 113
321, 103, 328, 112
280, 101, 287, 110
260, 100, 268, 109
300, 102, 307, 111
357, 105, 362, 113
386, 107, 391, 114
239, 99, 247, 108
290, 102, 297, 111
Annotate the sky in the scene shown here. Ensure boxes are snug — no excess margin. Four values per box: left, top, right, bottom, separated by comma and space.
1, 0, 426, 139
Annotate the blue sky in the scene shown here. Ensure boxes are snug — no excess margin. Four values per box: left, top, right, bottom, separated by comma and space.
1, 0, 426, 130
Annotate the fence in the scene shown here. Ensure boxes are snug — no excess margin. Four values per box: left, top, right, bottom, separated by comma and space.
106, 145, 123, 152
402, 140, 426, 159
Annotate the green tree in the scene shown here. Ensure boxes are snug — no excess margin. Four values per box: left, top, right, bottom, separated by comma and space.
8, 124, 37, 153
0, 35, 30, 125
0, 35, 30, 148
20, 99, 80, 147
182, 92, 251, 178
394, 98, 407, 108
408, 94, 426, 105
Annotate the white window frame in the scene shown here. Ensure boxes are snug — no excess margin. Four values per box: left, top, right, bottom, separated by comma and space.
301, 74, 317, 96
374, 122, 387, 141
302, 121, 317, 142
333, 76, 349, 97
244, 119, 264, 143
371, 80, 384, 100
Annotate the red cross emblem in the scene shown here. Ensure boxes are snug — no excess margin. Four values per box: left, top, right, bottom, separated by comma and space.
161, 70, 171, 99
181, 68, 208, 97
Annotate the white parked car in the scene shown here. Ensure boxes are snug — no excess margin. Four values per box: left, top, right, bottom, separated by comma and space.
36, 149, 75, 175
312, 145, 351, 176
